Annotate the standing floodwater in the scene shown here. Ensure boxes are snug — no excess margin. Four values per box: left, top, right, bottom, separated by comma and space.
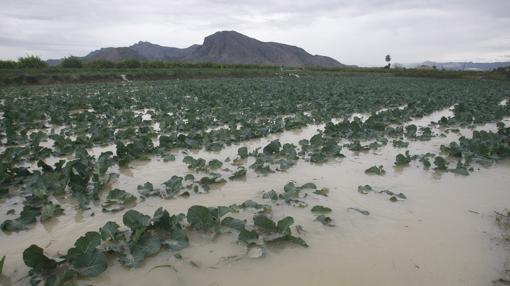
1, 76, 510, 286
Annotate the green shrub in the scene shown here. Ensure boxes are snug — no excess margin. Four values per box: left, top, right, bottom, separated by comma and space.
84, 60, 115, 68
116, 60, 141, 69
0, 60, 17, 69
60, 56, 83, 68
142, 61, 165, 68
17, 55, 47, 68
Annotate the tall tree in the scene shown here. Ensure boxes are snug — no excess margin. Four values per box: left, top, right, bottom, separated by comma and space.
384, 54, 392, 69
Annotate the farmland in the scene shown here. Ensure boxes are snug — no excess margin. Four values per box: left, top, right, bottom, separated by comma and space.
1, 74, 510, 285
1, 64, 509, 86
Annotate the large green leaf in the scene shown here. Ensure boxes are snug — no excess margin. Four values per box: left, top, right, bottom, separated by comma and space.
238, 229, 258, 244
22, 245, 57, 274
221, 217, 246, 231
163, 176, 183, 198
99, 221, 121, 241
311, 205, 332, 214
120, 235, 161, 268
253, 215, 276, 232
66, 232, 107, 277
123, 210, 151, 243
162, 228, 189, 251
187, 205, 216, 231
364, 165, 385, 175
1, 205, 40, 232
101, 189, 136, 212
123, 210, 151, 231
237, 146, 249, 159
276, 216, 294, 234
69, 249, 107, 277
207, 159, 223, 169
41, 202, 64, 221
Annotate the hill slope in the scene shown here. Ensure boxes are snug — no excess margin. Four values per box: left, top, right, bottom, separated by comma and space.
182, 31, 342, 68
60, 31, 344, 68
83, 47, 146, 61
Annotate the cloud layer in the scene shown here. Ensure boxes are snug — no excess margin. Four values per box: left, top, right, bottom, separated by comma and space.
1, 0, 509, 66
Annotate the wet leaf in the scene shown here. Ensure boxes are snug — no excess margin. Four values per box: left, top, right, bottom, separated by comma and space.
285, 235, 308, 247
357, 185, 374, 194
137, 182, 160, 198
23, 244, 58, 274
300, 182, 317, 190
450, 161, 470, 176
221, 217, 245, 231
162, 228, 189, 251
389, 193, 407, 202
311, 205, 332, 214
101, 189, 136, 212
1, 205, 40, 232
123, 210, 151, 243
238, 229, 259, 244
313, 188, 329, 197
207, 159, 223, 169
99, 221, 121, 241
66, 231, 107, 277
395, 151, 412, 166
240, 200, 269, 211
120, 235, 161, 268
40, 202, 64, 221
262, 190, 278, 201
253, 215, 277, 232
263, 139, 281, 155
123, 210, 151, 231
348, 208, 370, 216
365, 165, 386, 175
392, 139, 409, 148
434, 156, 449, 170
163, 176, 184, 198
229, 167, 247, 180
276, 216, 294, 234
237, 146, 249, 159
187, 205, 216, 231
315, 215, 335, 227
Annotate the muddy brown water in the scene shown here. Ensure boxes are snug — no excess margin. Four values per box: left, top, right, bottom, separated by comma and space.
1, 109, 510, 286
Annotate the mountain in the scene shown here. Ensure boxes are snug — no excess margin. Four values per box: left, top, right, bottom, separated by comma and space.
129, 41, 200, 61
405, 61, 510, 71
50, 31, 345, 68
83, 47, 145, 61
181, 31, 342, 68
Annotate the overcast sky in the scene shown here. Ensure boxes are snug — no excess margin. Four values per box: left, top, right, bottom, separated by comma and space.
1, 0, 509, 66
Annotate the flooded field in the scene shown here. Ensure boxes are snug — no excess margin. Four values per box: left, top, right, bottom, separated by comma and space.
1, 76, 510, 286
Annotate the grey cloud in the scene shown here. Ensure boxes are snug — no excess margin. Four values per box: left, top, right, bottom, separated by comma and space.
0, 0, 509, 65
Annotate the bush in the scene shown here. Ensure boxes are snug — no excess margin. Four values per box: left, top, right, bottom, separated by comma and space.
0, 60, 17, 69
116, 60, 141, 69
142, 61, 165, 68
60, 56, 83, 68
84, 60, 115, 69
17, 55, 47, 68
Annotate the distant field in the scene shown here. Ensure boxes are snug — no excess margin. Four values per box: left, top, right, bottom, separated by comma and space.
0, 65, 509, 86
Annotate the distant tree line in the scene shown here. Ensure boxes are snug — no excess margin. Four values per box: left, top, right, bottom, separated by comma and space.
0, 55, 48, 69
0, 55, 280, 70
